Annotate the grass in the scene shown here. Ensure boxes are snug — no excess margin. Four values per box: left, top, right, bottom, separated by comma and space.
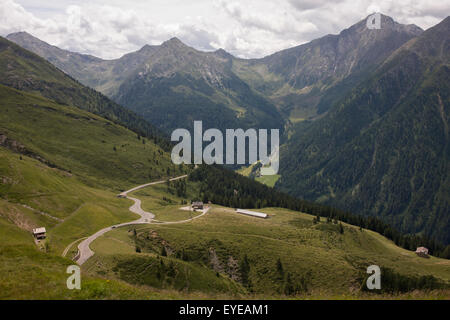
255, 174, 280, 187
87, 253, 245, 295
0, 77, 448, 299
0, 84, 190, 255
91, 229, 136, 255
86, 204, 450, 298
85, 227, 245, 296
129, 181, 202, 222
289, 117, 306, 123
0, 149, 232, 299
236, 161, 281, 187
0, 84, 179, 190
151, 206, 202, 222
0, 84, 206, 299
1, 115, 448, 299
0, 147, 140, 254
236, 164, 255, 177
0, 215, 189, 299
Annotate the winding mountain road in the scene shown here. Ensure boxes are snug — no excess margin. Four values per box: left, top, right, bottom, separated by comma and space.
73, 174, 205, 265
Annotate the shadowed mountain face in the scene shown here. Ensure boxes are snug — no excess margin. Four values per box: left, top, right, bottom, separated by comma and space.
278, 17, 450, 244
7, 33, 284, 133
232, 14, 423, 120
110, 38, 285, 133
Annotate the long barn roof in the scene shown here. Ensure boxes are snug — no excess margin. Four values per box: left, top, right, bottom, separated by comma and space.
236, 209, 267, 218
32, 227, 46, 234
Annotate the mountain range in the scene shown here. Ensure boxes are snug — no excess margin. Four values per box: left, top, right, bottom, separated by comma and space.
0, 13, 449, 299
6, 14, 450, 244
6, 33, 284, 133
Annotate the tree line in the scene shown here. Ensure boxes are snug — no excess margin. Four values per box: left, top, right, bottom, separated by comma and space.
188, 164, 450, 259
361, 267, 447, 293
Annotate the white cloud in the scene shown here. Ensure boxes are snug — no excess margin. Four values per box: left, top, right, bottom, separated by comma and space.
0, 0, 448, 59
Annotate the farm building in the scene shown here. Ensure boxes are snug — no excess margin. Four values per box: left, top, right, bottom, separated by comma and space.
32, 227, 46, 240
236, 209, 267, 219
192, 201, 204, 210
415, 247, 429, 258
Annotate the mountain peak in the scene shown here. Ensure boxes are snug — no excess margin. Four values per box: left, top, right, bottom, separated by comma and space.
7, 31, 45, 44
341, 13, 423, 37
214, 48, 233, 59
168, 36, 182, 42
162, 37, 187, 48
6, 31, 64, 58
138, 44, 158, 53
7, 31, 30, 37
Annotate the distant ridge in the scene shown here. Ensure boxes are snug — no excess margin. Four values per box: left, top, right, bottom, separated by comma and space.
0, 36, 170, 150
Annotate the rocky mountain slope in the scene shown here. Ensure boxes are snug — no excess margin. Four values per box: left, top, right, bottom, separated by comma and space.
233, 14, 423, 120
278, 17, 450, 244
7, 33, 283, 133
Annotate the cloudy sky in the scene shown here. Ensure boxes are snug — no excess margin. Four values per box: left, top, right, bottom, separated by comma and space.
1, 0, 448, 59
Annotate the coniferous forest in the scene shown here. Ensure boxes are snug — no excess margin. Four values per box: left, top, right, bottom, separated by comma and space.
189, 165, 450, 259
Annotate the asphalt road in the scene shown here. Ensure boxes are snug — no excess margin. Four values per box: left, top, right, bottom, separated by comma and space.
74, 175, 193, 265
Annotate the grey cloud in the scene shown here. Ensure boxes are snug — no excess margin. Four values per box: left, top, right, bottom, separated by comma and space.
177, 25, 219, 51
287, 0, 330, 11
2, 0, 449, 60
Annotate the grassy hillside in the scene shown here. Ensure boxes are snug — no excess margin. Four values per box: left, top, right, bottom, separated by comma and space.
0, 207, 206, 299
85, 194, 450, 297
236, 161, 281, 187
0, 85, 179, 189
1, 109, 448, 298
0, 36, 169, 150
0, 84, 190, 255
129, 181, 203, 222
0, 94, 188, 299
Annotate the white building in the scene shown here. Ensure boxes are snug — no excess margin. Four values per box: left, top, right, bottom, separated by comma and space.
236, 209, 268, 219
32, 227, 46, 240
415, 246, 429, 258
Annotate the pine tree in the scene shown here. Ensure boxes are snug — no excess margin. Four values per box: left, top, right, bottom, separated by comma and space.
276, 258, 284, 278
284, 272, 294, 295
239, 254, 251, 288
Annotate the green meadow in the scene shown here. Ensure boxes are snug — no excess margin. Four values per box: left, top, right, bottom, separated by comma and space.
0, 85, 179, 190
85, 199, 450, 298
